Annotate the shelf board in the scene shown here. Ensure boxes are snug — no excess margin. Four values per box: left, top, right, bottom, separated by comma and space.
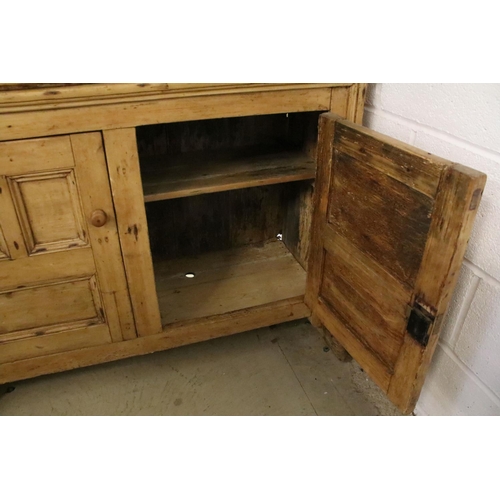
141, 149, 316, 202
153, 240, 307, 326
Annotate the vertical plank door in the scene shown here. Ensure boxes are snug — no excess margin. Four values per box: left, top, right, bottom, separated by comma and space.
0, 133, 136, 366
305, 113, 486, 414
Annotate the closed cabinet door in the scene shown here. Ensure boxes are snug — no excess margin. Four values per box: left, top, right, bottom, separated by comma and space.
0, 133, 136, 366
306, 113, 486, 414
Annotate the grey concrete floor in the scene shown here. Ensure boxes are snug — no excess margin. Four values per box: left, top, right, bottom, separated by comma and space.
0, 320, 401, 416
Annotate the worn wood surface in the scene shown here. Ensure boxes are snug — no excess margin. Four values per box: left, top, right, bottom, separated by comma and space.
282, 181, 314, 270
306, 113, 486, 414
70, 133, 136, 341
104, 128, 162, 338
0, 84, 348, 112
0, 88, 332, 141
309, 313, 352, 362
142, 150, 315, 202
154, 240, 307, 325
146, 185, 287, 260
0, 297, 310, 385
0, 83, 367, 385
0, 133, 133, 363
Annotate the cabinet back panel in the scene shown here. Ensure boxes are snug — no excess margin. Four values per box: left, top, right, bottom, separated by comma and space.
136, 112, 321, 161
145, 185, 292, 260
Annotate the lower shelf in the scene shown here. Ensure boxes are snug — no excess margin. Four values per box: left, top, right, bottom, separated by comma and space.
153, 240, 307, 325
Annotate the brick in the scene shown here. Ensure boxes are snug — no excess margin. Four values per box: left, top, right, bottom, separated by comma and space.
413, 131, 500, 282
454, 279, 500, 399
378, 83, 500, 153
416, 344, 500, 416
439, 265, 477, 347
363, 109, 412, 143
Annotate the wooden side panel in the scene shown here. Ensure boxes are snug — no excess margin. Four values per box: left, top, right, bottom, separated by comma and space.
307, 113, 486, 413
104, 128, 162, 337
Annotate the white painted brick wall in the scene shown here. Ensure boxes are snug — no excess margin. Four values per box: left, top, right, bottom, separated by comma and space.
364, 84, 500, 416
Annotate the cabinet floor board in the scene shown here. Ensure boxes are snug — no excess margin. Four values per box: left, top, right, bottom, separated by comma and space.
154, 240, 307, 325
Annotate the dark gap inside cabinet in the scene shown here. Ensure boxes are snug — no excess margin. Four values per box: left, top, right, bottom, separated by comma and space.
136, 112, 320, 326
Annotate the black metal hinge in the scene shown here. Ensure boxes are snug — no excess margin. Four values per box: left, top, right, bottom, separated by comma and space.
406, 302, 435, 347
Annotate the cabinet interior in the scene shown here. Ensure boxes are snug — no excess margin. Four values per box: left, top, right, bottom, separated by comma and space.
136, 112, 320, 326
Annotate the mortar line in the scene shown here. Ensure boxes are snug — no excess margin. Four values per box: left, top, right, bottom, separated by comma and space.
365, 105, 500, 161
438, 343, 500, 407
447, 275, 481, 350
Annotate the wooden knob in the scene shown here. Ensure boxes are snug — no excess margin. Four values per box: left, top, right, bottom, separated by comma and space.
91, 209, 107, 227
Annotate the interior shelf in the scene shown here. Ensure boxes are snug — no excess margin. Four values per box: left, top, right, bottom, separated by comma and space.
153, 240, 307, 325
141, 148, 316, 202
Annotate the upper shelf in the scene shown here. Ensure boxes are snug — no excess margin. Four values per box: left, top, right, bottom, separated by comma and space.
141, 148, 316, 202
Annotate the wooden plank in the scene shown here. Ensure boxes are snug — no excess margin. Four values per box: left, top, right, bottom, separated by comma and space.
0, 136, 74, 173
0, 277, 102, 340
0, 297, 310, 384
0, 246, 94, 290
0, 176, 29, 259
306, 113, 487, 414
320, 233, 410, 370
71, 133, 137, 341
353, 83, 368, 124
328, 146, 435, 286
0, 83, 347, 111
103, 128, 162, 338
388, 164, 486, 413
305, 113, 336, 310
315, 299, 392, 391
0, 324, 111, 365
309, 313, 352, 362
282, 181, 314, 270
335, 121, 443, 198
142, 150, 316, 202
154, 241, 307, 325
0, 88, 332, 141
146, 185, 286, 261
330, 86, 349, 118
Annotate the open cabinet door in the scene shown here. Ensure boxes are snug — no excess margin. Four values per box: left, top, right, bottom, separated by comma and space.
305, 113, 486, 414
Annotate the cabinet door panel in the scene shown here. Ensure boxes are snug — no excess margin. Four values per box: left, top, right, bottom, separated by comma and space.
306, 113, 486, 414
0, 133, 136, 364
9, 169, 88, 254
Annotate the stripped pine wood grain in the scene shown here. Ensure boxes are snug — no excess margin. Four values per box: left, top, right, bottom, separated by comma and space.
104, 128, 162, 338
0, 297, 310, 385
0, 83, 365, 386
0, 88, 332, 141
0, 132, 135, 363
0, 83, 349, 111
306, 113, 486, 414
388, 164, 486, 412
154, 241, 307, 325
142, 150, 315, 202
0, 136, 74, 172
71, 133, 137, 341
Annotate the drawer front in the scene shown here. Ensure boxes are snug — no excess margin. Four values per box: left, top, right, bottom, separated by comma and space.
0, 134, 136, 364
